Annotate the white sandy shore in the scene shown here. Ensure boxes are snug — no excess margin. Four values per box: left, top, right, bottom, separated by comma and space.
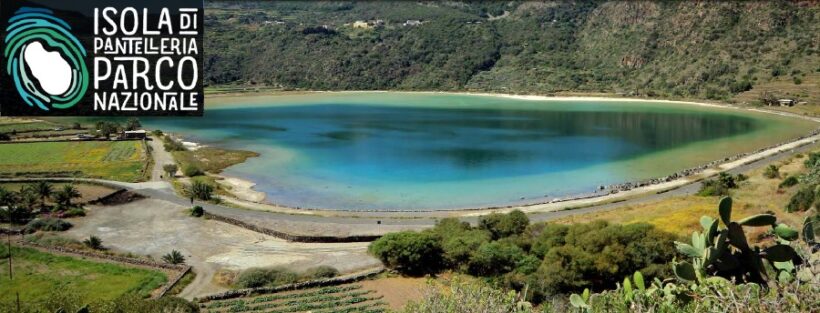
194, 91, 820, 216
216, 175, 267, 203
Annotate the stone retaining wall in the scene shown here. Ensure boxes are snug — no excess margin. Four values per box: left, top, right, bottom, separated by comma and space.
19, 240, 188, 271
203, 212, 381, 243
155, 265, 193, 298
197, 266, 385, 303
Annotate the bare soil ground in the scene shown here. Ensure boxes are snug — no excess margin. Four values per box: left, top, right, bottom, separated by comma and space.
63, 198, 380, 299
361, 276, 428, 310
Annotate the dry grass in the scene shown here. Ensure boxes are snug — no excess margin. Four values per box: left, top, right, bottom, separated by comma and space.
734, 73, 820, 116
553, 152, 815, 239
360, 276, 427, 310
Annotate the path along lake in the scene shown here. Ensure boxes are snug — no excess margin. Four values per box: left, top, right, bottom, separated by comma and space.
144, 92, 817, 211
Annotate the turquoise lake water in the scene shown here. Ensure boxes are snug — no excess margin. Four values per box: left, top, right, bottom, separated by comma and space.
143, 93, 816, 211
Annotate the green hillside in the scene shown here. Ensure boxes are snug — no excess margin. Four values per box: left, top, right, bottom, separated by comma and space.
205, 1, 819, 103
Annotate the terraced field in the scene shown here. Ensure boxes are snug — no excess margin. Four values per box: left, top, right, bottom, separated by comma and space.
200, 284, 388, 313
0, 141, 148, 182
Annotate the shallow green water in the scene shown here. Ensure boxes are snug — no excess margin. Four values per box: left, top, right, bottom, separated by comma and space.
144, 93, 816, 210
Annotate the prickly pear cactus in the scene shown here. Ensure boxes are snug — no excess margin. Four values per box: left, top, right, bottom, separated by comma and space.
673, 197, 802, 284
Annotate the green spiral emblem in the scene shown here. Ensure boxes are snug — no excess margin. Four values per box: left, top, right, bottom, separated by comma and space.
4, 7, 89, 111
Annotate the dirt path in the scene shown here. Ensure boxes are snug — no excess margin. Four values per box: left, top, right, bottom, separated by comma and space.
63, 198, 380, 299
148, 137, 175, 182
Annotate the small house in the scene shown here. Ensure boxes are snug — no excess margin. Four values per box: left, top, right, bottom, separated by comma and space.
120, 130, 147, 140
403, 20, 422, 26
777, 99, 796, 106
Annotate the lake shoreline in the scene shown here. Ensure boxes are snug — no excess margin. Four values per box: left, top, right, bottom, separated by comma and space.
174, 91, 820, 215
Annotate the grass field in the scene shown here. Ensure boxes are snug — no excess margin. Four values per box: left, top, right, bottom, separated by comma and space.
200, 284, 388, 313
0, 141, 148, 182
555, 151, 814, 239
0, 121, 60, 134
0, 246, 167, 303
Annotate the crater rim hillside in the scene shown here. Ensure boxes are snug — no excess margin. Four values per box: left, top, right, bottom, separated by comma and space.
204, 1, 819, 104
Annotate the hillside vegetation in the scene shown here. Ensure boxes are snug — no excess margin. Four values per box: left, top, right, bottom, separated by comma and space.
205, 1, 819, 103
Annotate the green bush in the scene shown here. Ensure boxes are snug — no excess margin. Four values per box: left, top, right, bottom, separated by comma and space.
763, 165, 780, 179
467, 240, 526, 276
62, 207, 86, 218
786, 186, 815, 212
697, 173, 740, 196
25, 218, 72, 232
368, 231, 444, 275
301, 266, 339, 280
182, 164, 204, 177
236, 267, 299, 288
190, 206, 204, 217
162, 250, 186, 265
779, 175, 799, 188
529, 221, 676, 300
478, 209, 529, 240
83, 235, 103, 250
187, 180, 214, 201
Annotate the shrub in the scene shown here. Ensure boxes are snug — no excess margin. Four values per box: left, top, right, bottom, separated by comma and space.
763, 165, 780, 179
779, 175, 799, 188
529, 221, 676, 300
697, 173, 739, 196
25, 218, 72, 232
162, 250, 186, 264
786, 186, 815, 212
403, 276, 533, 313
83, 235, 103, 250
301, 266, 339, 280
0, 133, 10, 141
188, 181, 214, 201
467, 240, 526, 276
163, 137, 187, 152
182, 164, 203, 177
236, 267, 299, 288
478, 210, 529, 240
368, 231, 444, 275
62, 207, 86, 218
190, 206, 204, 217
151, 129, 164, 137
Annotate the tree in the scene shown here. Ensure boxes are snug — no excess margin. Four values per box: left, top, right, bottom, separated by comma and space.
83, 235, 104, 250
163, 164, 178, 178
0, 186, 15, 208
54, 184, 81, 210
30, 181, 53, 212
17, 188, 39, 213
162, 250, 186, 264
368, 231, 444, 275
0, 133, 10, 141
125, 117, 142, 131
95, 121, 119, 139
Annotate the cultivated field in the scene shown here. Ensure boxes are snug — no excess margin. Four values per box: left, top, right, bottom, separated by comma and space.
200, 284, 387, 313
0, 141, 148, 182
0, 246, 167, 303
